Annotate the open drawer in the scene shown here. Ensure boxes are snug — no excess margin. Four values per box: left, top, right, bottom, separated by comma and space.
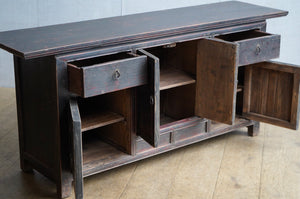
68, 52, 148, 98
214, 29, 281, 66
196, 32, 300, 130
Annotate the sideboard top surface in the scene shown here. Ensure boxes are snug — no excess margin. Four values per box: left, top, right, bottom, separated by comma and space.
0, 1, 287, 59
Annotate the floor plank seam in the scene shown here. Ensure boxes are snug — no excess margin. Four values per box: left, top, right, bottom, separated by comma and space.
165, 149, 186, 199
117, 163, 138, 199
211, 134, 228, 199
258, 124, 266, 199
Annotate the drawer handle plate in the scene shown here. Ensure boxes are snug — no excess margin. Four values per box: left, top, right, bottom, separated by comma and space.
112, 69, 121, 80
255, 44, 261, 55
149, 95, 154, 105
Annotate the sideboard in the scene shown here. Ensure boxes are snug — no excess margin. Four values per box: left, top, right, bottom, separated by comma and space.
0, 1, 299, 199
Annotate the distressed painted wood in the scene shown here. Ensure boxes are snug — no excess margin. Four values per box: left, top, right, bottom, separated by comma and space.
195, 38, 238, 125
68, 53, 147, 98
136, 49, 160, 147
0, 2, 297, 199
243, 61, 300, 130
69, 99, 83, 199
0, 1, 287, 59
215, 30, 281, 66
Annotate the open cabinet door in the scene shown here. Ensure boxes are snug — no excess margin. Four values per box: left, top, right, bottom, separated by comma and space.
243, 61, 300, 130
195, 38, 238, 125
136, 49, 160, 147
68, 99, 83, 199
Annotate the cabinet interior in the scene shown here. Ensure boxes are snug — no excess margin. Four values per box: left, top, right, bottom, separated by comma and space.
75, 31, 266, 159
160, 84, 196, 125
145, 41, 198, 127
77, 89, 133, 157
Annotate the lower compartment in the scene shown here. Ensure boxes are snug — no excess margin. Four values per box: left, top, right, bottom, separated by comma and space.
80, 117, 254, 177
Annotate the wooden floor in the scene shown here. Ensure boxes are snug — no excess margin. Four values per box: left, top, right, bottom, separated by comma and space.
0, 87, 300, 199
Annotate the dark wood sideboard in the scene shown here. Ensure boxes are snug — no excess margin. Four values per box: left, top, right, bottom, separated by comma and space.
0, 1, 299, 199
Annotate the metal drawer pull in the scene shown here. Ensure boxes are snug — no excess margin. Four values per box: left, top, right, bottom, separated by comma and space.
149, 96, 154, 105
255, 44, 261, 55
112, 69, 121, 80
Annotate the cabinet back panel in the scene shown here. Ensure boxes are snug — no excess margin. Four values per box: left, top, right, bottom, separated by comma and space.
145, 40, 197, 75
160, 84, 195, 121
249, 67, 293, 121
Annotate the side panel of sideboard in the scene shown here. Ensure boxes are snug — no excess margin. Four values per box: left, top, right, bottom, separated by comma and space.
13, 56, 63, 196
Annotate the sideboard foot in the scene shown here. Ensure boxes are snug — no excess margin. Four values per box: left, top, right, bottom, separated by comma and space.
20, 159, 33, 173
57, 178, 73, 199
247, 121, 260, 137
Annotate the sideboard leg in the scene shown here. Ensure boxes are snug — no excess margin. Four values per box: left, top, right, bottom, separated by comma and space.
20, 158, 33, 173
247, 121, 260, 137
57, 177, 73, 199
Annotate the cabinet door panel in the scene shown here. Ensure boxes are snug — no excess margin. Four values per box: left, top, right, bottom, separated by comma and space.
243, 61, 300, 129
195, 38, 238, 125
136, 49, 160, 147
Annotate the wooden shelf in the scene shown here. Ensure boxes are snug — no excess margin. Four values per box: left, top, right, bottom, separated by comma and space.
82, 134, 130, 177
160, 68, 195, 90
81, 111, 124, 132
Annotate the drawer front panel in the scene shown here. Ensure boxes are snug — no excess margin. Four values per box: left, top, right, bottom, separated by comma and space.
69, 55, 148, 97
238, 34, 280, 66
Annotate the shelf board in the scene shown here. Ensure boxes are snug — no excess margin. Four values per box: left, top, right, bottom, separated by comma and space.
160, 68, 195, 90
81, 116, 253, 177
81, 111, 124, 132
82, 134, 130, 176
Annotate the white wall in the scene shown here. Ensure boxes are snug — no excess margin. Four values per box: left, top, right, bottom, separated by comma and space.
0, 0, 299, 87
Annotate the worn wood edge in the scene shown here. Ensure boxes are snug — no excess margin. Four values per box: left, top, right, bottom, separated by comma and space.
250, 61, 300, 74
67, 63, 84, 97
6, 11, 287, 59
290, 73, 300, 130
243, 66, 252, 114
243, 112, 297, 130
81, 112, 125, 132
79, 54, 146, 68
56, 21, 267, 63
195, 37, 238, 125
160, 116, 206, 133
136, 49, 160, 147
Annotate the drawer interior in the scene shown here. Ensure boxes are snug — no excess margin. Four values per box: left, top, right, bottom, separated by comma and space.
215, 29, 271, 42
69, 52, 138, 68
